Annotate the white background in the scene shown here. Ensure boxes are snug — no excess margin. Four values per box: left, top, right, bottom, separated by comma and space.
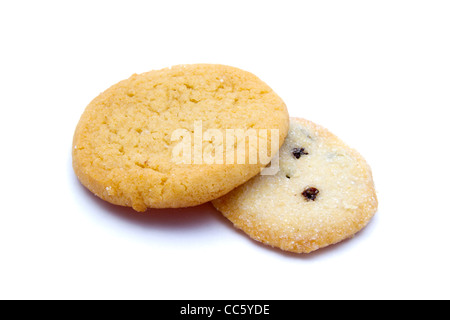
1, 0, 449, 300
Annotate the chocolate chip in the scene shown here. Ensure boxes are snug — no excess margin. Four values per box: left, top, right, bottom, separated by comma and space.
302, 187, 319, 201
292, 148, 309, 159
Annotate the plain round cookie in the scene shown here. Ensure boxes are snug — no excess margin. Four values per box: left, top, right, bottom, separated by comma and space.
73, 64, 289, 212
212, 118, 378, 253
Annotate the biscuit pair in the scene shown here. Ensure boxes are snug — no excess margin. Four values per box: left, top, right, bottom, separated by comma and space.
73, 64, 377, 253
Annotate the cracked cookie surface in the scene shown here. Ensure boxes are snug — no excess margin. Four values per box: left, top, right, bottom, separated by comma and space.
212, 118, 378, 253
73, 64, 289, 211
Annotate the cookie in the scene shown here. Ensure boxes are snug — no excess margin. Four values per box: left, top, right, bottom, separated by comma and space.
212, 118, 378, 253
73, 64, 289, 212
